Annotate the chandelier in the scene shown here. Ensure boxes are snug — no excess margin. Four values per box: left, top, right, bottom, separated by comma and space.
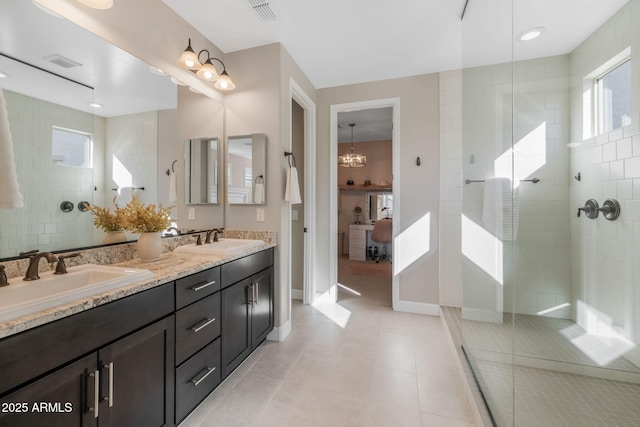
338, 123, 367, 168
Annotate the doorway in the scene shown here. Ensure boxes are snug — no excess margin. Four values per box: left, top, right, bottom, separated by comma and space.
336, 108, 394, 306
329, 98, 400, 307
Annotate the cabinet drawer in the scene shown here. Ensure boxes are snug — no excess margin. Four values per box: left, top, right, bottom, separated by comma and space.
350, 229, 366, 239
176, 292, 221, 365
176, 266, 220, 309
175, 338, 221, 423
349, 237, 366, 248
221, 248, 273, 289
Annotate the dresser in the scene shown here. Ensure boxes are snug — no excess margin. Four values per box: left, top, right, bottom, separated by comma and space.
348, 224, 375, 260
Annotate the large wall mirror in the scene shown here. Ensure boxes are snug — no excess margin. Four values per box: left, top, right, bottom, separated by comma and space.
0, 0, 222, 259
227, 133, 267, 205
184, 137, 219, 204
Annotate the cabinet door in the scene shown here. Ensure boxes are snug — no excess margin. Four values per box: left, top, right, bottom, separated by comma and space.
221, 277, 252, 377
251, 267, 273, 348
97, 316, 174, 427
0, 353, 97, 427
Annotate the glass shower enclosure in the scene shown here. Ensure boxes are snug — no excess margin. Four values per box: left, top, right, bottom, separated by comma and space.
461, 0, 640, 425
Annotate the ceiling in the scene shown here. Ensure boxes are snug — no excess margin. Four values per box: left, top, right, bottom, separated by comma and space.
163, 0, 629, 89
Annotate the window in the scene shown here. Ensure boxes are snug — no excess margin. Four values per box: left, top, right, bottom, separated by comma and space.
244, 167, 252, 188
596, 59, 632, 135
52, 127, 93, 167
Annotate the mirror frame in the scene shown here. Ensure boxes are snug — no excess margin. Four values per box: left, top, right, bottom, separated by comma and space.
184, 137, 220, 205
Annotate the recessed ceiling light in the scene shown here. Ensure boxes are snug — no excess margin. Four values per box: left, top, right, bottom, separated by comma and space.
170, 77, 187, 86
77, 0, 113, 9
0, 71, 8, 78
516, 27, 545, 42
88, 102, 103, 108
189, 87, 201, 94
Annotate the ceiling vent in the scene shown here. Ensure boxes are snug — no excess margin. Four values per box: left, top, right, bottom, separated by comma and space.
248, 0, 277, 21
43, 54, 82, 69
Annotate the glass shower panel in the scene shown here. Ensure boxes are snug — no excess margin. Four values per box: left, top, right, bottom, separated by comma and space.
460, 0, 516, 424
461, 0, 640, 425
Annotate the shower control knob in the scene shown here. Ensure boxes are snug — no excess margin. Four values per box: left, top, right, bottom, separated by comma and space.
598, 198, 621, 220
577, 199, 599, 219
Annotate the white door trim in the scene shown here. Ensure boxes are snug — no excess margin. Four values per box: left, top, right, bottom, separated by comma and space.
329, 98, 400, 306
290, 78, 317, 305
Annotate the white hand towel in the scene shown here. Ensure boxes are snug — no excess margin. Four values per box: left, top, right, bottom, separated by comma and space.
254, 182, 265, 204
0, 89, 24, 209
482, 177, 519, 241
168, 171, 178, 205
284, 166, 302, 204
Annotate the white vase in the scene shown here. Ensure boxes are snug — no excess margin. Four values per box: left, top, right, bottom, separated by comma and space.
137, 232, 162, 261
103, 230, 127, 244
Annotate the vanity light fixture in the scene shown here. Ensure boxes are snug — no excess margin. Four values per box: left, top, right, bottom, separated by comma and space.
338, 123, 367, 168
516, 27, 545, 42
88, 102, 103, 108
77, 0, 114, 10
177, 39, 236, 90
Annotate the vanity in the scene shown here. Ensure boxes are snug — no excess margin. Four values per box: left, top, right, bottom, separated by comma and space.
0, 245, 274, 427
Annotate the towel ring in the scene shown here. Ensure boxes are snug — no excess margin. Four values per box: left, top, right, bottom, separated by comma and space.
284, 151, 297, 168
255, 175, 264, 184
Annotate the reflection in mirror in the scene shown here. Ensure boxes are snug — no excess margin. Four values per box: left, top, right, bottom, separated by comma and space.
0, 0, 178, 259
184, 137, 219, 204
366, 192, 393, 223
227, 133, 267, 205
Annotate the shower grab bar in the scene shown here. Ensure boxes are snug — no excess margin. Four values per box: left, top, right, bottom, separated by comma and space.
464, 178, 540, 184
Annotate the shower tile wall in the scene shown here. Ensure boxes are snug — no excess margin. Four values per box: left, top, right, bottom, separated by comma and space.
105, 111, 159, 208
461, 55, 572, 319
568, 0, 640, 349
0, 91, 103, 257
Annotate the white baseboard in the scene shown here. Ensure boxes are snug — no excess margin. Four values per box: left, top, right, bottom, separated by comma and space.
291, 289, 303, 300
267, 320, 291, 342
394, 300, 440, 316
461, 307, 503, 323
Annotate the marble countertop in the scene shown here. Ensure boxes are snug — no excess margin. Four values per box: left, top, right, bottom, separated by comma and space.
0, 244, 275, 340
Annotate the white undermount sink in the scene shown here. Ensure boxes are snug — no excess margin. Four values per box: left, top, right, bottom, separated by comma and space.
173, 238, 265, 256
0, 264, 154, 323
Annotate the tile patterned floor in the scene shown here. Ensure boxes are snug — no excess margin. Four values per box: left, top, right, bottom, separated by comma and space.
442, 307, 640, 426
179, 263, 479, 427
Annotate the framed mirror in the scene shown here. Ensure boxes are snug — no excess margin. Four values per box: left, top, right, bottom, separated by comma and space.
184, 137, 219, 204
227, 133, 267, 204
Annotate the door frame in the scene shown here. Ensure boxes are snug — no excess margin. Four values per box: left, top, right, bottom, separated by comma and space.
329, 98, 400, 306
289, 78, 317, 306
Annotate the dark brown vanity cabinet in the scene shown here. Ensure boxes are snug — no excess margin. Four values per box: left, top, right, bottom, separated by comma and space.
174, 267, 222, 424
0, 300, 175, 427
220, 249, 274, 377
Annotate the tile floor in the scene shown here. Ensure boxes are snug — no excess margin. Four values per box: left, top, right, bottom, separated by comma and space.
179, 259, 480, 426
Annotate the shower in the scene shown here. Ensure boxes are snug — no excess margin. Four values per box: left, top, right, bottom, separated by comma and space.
459, 0, 640, 425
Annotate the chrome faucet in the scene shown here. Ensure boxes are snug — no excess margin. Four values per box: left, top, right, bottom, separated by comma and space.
23, 252, 58, 281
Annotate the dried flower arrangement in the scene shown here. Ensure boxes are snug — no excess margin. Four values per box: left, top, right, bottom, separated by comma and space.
83, 198, 124, 232
85, 196, 173, 234
118, 196, 173, 234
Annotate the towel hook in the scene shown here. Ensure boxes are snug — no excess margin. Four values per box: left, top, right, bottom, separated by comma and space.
166, 160, 177, 176
284, 151, 296, 168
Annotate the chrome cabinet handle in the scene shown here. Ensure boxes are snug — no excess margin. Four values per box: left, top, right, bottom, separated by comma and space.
247, 285, 254, 305
191, 280, 216, 291
190, 366, 216, 386
191, 317, 216, 333
89, 370, 99, 418
253, 282, 260, 305
103, 362, 114, 407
